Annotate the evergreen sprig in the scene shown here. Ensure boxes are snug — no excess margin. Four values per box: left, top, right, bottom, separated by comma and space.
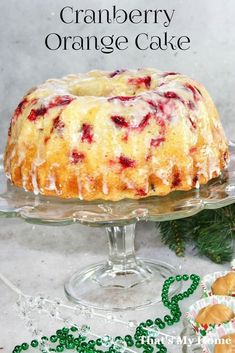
158, 204, 235, 263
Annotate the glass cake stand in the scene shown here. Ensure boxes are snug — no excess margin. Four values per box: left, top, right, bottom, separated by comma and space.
1, 143, 235, 311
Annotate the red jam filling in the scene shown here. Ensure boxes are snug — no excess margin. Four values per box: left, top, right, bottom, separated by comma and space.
111, 115, 129, 128
71, 150, 85, 164
119, 155, 136, 169
81, 124, 93, 144
128, 76, 151, 89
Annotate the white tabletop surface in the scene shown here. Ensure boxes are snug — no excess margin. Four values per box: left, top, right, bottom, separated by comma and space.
0, 219, 230, 352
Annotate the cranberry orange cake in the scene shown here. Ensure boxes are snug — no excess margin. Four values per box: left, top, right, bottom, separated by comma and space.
4, 69, 229, 200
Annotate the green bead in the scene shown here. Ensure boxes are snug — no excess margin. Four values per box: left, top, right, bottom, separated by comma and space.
146, 319, 153, 327
183, 274, 189, 281
96, 338, 102, 346
127, 340, 134, 347
190, 274, 196, 280
31, 340, 39, 348
59, 339, 66, 345
124, 335, 132, 341
50, 335, 58, 343
139, 322, 146, 328
168, 276, 175, 283
173, 316, 180, 323
183, 292, 189, 298
62, 327, 69, 334
158, 322, 166, 329
154, 318, 162, 324
21, 343, 29, 351
56, 330, 63, 337
88, 340, 95, 347
56, 345, 64, 352
167, 319, 173, 326
176, 275, 182, 281
14, 346, 21, 352
41, 336, 49, 341
164, 315, 171, 322
66, 342, 75, 349
70, 326, 78, 332
135, 341, 142, 348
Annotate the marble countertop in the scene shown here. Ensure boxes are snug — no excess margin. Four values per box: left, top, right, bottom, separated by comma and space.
0, 218, 230, 352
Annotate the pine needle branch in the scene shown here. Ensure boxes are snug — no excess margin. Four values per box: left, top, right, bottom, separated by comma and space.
157, 204, 235, 264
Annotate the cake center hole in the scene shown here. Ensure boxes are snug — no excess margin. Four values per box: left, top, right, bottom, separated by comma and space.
68, 77, 151, 98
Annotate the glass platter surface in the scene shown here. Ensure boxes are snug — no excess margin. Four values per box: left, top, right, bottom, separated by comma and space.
0, 143, 235, 227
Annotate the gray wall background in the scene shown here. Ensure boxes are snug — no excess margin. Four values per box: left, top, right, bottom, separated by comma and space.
0, 0, 235, 153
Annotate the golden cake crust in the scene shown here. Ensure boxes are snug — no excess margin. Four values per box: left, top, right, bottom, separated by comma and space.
4, 68, 229, 201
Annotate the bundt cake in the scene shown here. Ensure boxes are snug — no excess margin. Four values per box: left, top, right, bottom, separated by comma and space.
4, 68, 229, 201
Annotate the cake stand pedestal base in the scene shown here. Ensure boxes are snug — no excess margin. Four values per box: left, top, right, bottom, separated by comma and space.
64, 224, 181, 311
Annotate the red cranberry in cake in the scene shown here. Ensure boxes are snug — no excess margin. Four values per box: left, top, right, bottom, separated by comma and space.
71, 150, 85, 164
28, 107, 47, 121
108, 96, 136, 102
111, 116, 129, 128
163, 91, 181, 100
128, 76, 151, 88
119, 155, 136, 169
151, 137, 166, 147
172, 171, 181, 187
52, 116, 65, 133
81, 124, 93, 144
48, 95, 74, 109
136, 113, 151, 131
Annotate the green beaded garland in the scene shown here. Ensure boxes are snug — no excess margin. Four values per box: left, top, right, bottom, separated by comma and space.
11, 273, 201, 353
